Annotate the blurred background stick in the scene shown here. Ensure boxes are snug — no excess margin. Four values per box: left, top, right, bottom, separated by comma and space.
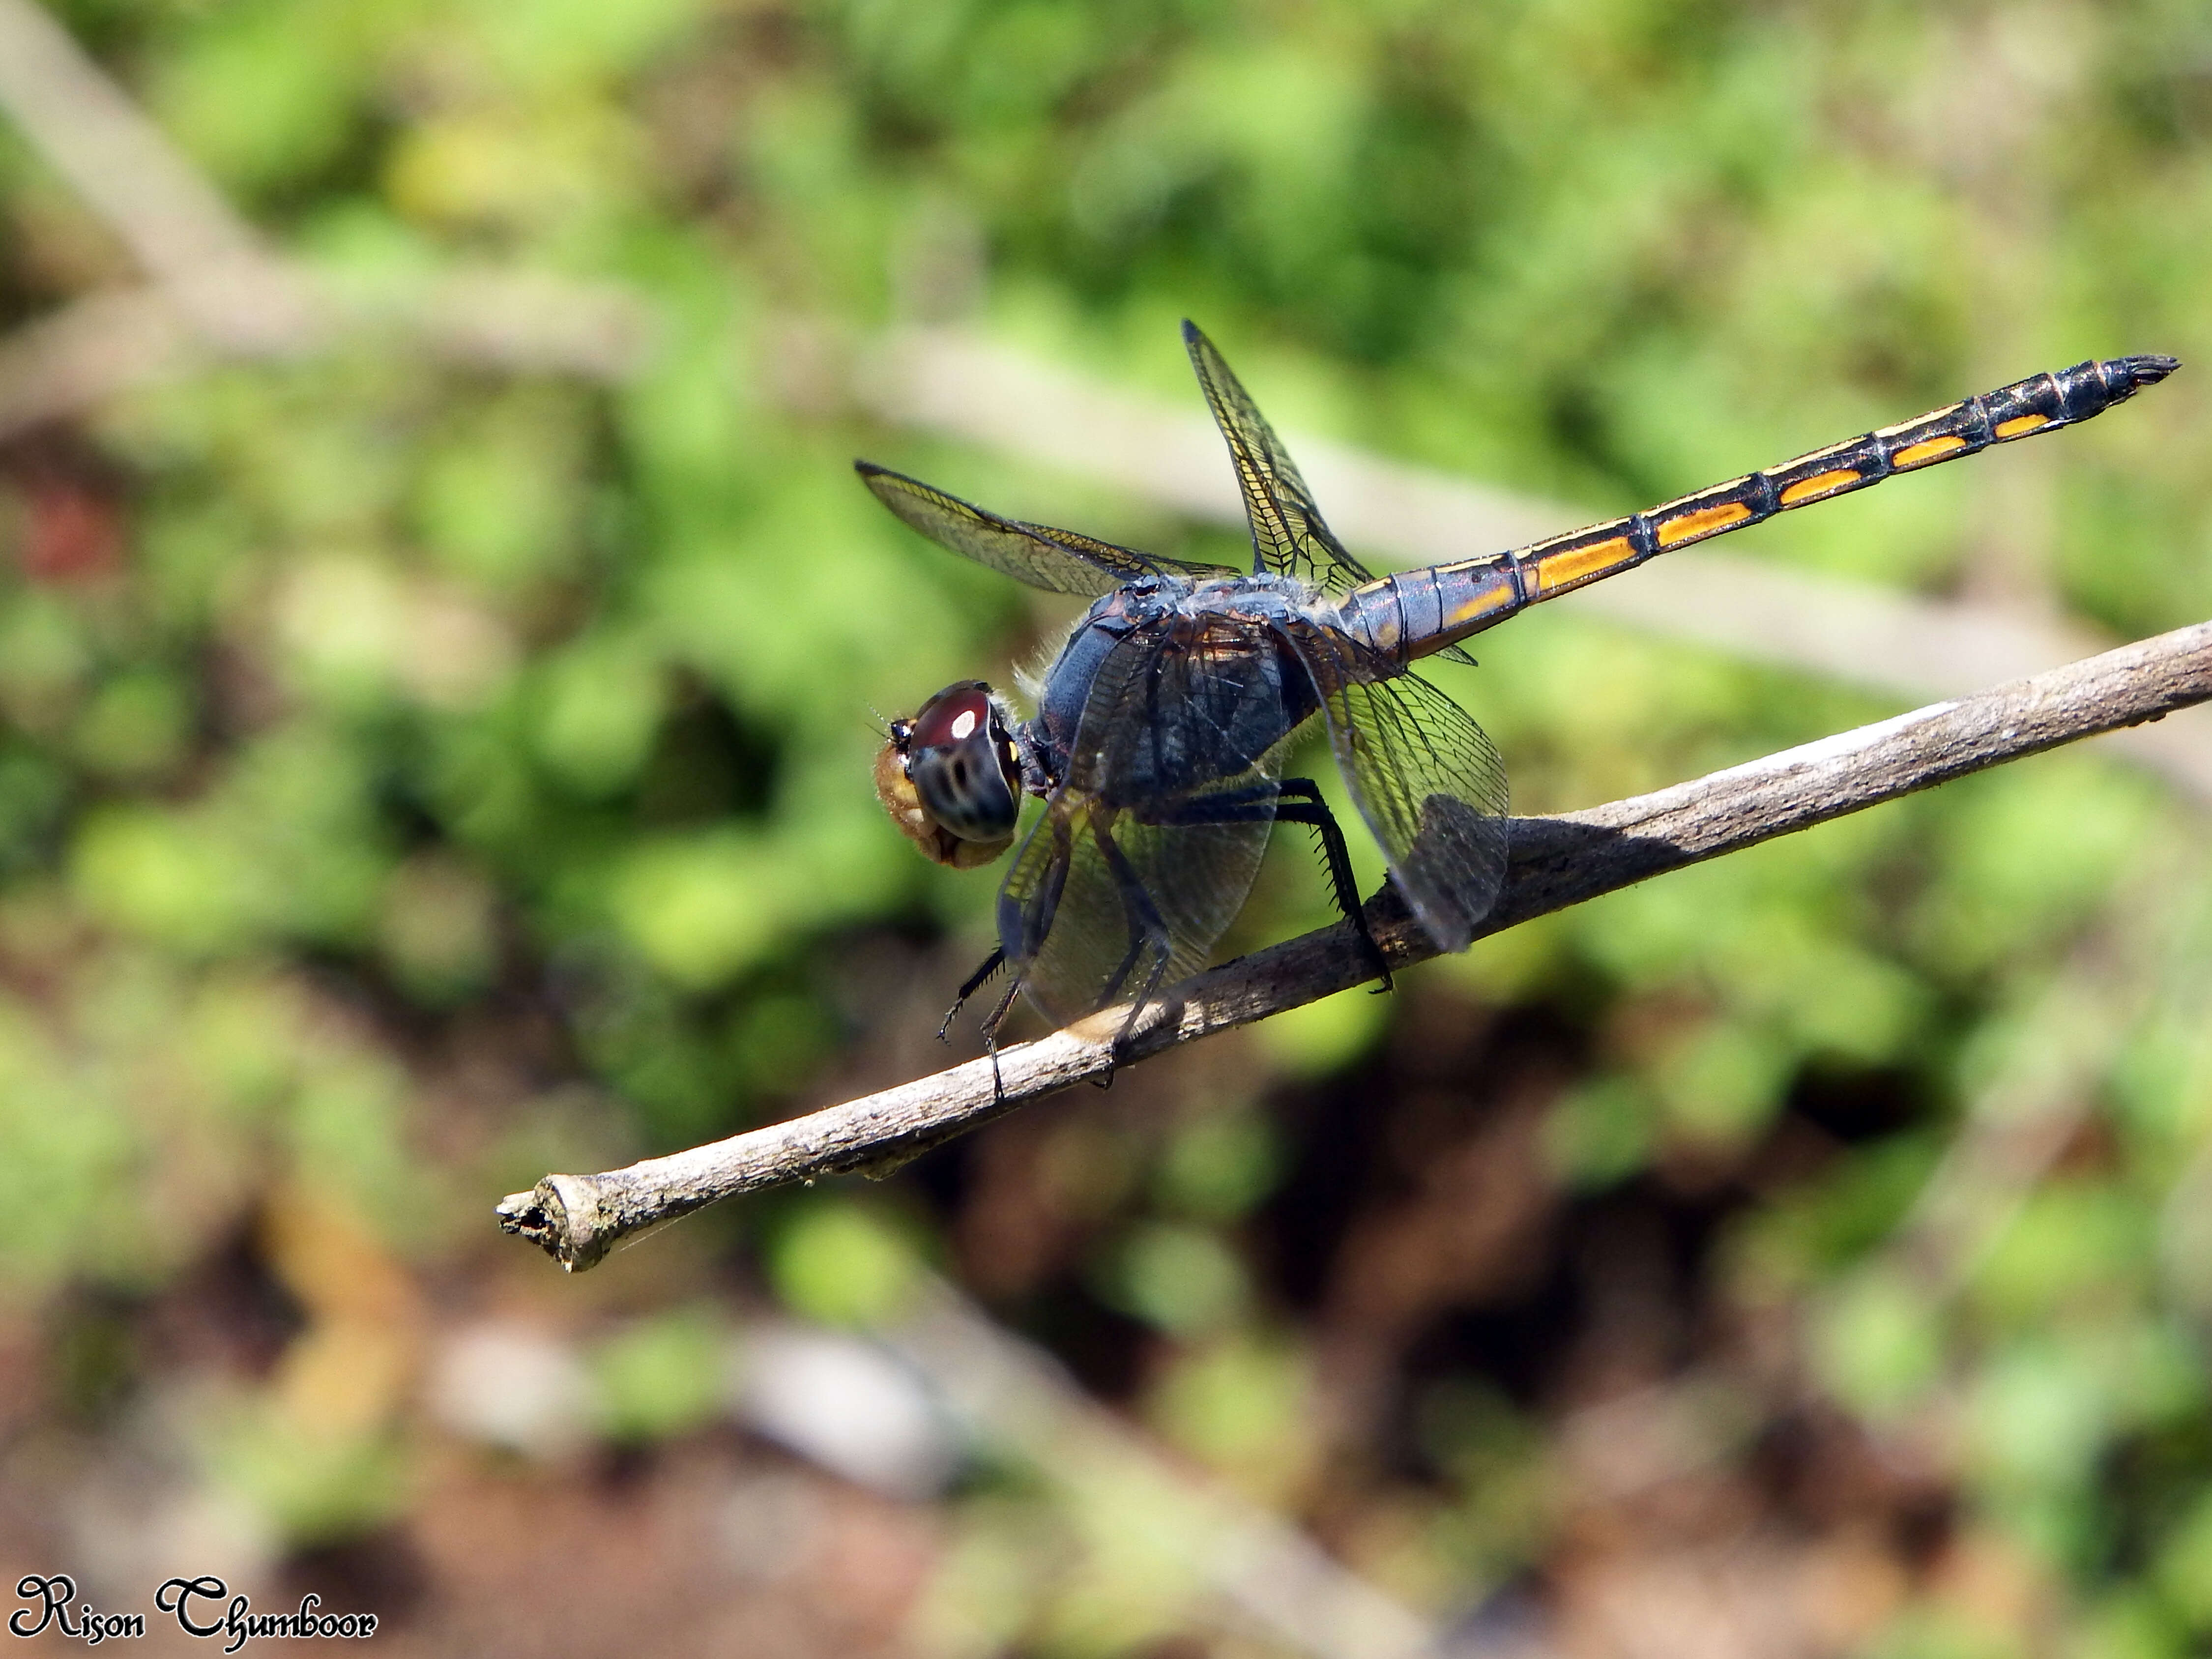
882, 1279, 1494, 1659
6, 0, 2211, 1642
499, 615, 2212, 1272
0, 0, 654, 417
0, 0, 2197, 804
0, 0, 311, 347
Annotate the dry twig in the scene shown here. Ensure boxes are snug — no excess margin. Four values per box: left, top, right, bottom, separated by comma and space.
499, 617, 2212, 1271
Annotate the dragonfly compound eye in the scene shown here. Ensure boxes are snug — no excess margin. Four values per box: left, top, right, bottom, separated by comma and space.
873, 682, 1020, 870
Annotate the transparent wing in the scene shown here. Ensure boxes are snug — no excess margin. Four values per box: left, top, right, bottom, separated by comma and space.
999, 801, 1274, 1025
1067, 610, 1308, 802
996, 616, 1297, 1024
1181, 321, 1378, 595
858, 462, 1237, 596
1286, 621, 1510, 951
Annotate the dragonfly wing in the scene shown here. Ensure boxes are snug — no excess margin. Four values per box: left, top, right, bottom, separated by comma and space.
858, 463, 1236, 594
1026, 521, 1241, 586
997, 616, 1293, 1024
1000, 801, 1275, 1025
1181, 321, 1378, 595
996, 796, 1079, 1007
1287, 623, 1510, 951
1066, 611, 1310, 801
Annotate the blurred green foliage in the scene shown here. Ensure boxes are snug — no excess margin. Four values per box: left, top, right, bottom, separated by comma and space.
589, 1305, 729, 1442
4, 0, 2212, 1651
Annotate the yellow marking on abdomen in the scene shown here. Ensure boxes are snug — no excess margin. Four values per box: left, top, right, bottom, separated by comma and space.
1994, 413, 2049, 439
1445, 585, 1516, 628
1892, 433, 1968, 468
1654, 500, 1753, 548
1779, 467, 1863, 506
1534, 535, 1635, 591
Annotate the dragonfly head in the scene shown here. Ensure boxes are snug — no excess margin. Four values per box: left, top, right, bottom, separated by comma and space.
875, 681, 1022, 870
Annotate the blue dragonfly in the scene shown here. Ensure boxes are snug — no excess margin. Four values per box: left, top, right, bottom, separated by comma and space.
863, 323, 2175, 1043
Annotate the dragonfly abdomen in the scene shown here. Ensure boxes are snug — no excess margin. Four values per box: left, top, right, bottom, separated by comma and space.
1339, 353, 2178, 664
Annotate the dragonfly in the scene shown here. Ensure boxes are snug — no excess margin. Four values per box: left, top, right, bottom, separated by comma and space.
862, 323, 2176, 1047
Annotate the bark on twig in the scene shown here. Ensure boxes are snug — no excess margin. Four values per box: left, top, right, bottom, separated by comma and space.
498, 617, 2212, 1271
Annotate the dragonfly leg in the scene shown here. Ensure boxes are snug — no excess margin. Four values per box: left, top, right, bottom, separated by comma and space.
976, 971, 1021, 1104
998, 813, 1074, 996
938, 946, 1007, 1042
1087, 808, 1174, 1047
1272, 779, 1394, 994
1143, 779, 1393, 993
962, 809, 1073, 1059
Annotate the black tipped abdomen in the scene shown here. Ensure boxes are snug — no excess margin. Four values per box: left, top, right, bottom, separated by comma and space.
1343, 350, 2182, 665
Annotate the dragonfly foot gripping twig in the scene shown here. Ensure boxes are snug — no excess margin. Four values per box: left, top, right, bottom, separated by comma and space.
498, 617, 2212, 1271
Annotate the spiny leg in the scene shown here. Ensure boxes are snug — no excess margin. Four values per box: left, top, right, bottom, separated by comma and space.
1272, 779, 1393, 992
938, 946, 1006, 1043
1145, 777, 1394, 992
1007, 816, 1074, 975
975, 971, 1021, 1104
963, 813, 1074, 1049
1087, 808, 1174, 1048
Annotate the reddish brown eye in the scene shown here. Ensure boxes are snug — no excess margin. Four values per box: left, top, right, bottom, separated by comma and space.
911, 683, 992, 750
877, 680, 1020, 867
